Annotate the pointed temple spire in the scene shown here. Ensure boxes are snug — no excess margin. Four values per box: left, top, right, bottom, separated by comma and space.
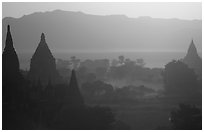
3, 25, 21, 81
4, 25, 14, 52
185, 39, 199, 59
183, 39, 202, 78
28, 33, 60, 86
34, 33, 52, 57
69, 70, 79, 90
67, 70, 84, 105
41, 33, 46, 42
38, 33, 47, 48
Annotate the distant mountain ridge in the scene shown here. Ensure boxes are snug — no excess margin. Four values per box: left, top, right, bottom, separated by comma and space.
2, 10, 202, 54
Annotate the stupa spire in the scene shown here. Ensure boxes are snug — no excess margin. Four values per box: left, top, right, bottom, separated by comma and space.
67, 70, 84, 105
183, 39, 201, 78
186, 39, 198, 58
28, 33, 59, 86
3, 25, 21, 81
5, 25, 14, 51
69, 70, 79, 89
40, 33, 46, 43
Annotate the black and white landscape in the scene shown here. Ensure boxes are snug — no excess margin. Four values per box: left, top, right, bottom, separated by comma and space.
2, 2, 202, 130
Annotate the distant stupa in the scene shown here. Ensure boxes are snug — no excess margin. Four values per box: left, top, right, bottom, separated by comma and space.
3, 25, 22, 82
66, 70, 84, 106
28, 33, 60, 86
183, 40, 202, 77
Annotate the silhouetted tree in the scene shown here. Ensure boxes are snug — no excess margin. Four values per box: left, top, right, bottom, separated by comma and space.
77, 66, 88, 82
111, 59, 119, 67
162, 60, 201, 101
81, 80, 114, 98
118, 55, 125, 65
95, 67, 107, 80
86, 106, 115, 129
56, 58, 72, 69
70, 56, 80, 69
108, 58, 136, 80
85, 73, 97, 83
136, 58, 145, 67
170, 103, 202, 130
54, 105, 115, 130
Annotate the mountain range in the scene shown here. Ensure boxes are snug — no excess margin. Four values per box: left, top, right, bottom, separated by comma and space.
2, 10, 202, 54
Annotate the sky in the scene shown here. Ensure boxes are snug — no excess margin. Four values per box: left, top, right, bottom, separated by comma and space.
2, 2, 202, 20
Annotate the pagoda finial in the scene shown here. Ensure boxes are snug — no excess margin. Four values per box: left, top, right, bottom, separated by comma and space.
191, 38, 194, 44
7, 25, 10, 32
5, 25, 14, 51
41, 33, 46, 42
189, 39, 196, 49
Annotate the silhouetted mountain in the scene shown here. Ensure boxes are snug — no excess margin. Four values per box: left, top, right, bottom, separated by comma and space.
2, 25, 22, 82
2, 10, 202, 53
182, 40, 202, 77
28, 33, 60, 85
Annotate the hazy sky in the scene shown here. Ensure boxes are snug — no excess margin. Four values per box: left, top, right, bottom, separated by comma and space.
2, 2, 202, 20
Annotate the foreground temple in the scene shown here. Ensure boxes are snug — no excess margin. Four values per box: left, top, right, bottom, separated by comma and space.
2, 25, 22, 82
28, 33, 60, 86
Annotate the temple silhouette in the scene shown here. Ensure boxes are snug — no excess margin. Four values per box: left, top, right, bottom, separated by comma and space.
66, 70, 84, 105
28, 33, 60, 86
2, 25, 91, 129
182, 40, 202, 78
3, 25, 22, 82
2, 25, 201, 130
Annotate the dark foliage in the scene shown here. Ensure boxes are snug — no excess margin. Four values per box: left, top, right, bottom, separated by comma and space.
3, 75, 116, 130
81, 80, 114, 97
107, 57, 162, 83
162, 60, 201, 104
170, 103, 202, 130
81, 80, 155, 104
3, 25, 201, 130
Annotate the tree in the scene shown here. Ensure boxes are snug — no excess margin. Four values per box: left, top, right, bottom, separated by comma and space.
170, 103, 201, 130
118, 55, 125, 65
70, 56, 80, 70
81, 80, 114, 97
95, 67, 107, 80
162, 60, 200, 99
136, 58, 145, 67
111, 59, 119, 67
